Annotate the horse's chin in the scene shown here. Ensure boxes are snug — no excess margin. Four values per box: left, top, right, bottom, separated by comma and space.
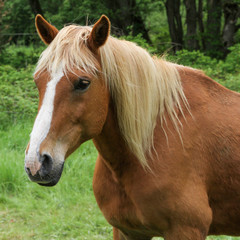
38, 179, 60, 187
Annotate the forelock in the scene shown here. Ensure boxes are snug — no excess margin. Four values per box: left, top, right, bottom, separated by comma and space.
35, 25, 100, 78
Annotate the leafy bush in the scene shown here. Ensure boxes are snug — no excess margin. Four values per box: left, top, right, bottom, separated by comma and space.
167, 49, 218, 71
217, 74, 240, 92
1, 45, 45, 68
220, 44, 240, 74
0, 64, 38, 129
120, 33, 157, 54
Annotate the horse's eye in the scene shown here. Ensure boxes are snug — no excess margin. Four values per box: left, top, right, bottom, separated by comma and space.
74, 78, 91, 92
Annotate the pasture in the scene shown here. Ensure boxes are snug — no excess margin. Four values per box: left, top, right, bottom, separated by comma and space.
0, 121, 112, 239
0, 44, 239, 239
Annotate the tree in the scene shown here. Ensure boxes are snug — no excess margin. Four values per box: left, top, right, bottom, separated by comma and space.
0, 0, 5, 57
222, 2, 240, 56
28, 0, 44, 16
104, 0, 150, 41
205, 0, 223, 58
0, 0, 35, 44
164, 0, 240, 58
197, 0, 205, 49
165, 0, 183, 51
184, 0, 199, 50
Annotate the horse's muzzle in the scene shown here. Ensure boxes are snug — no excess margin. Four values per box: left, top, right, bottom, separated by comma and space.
25, 153, 64, 187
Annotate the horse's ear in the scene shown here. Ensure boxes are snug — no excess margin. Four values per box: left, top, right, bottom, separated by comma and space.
35, 14, 58, 45
88, 15, 110, 51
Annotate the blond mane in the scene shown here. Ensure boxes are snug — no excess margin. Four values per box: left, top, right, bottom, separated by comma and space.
35, 25, 188, 168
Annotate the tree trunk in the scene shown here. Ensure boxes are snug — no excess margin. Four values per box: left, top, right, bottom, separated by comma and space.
0, 0, 4, 54
165, 0, 183, 52
198, 0, 205, 50
205, 0, 222, 58
28, 0, 44, 16
184, 0, 199, 50
222, 2, 239, 57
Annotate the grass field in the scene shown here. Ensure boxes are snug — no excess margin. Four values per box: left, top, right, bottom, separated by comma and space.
0, 120, 112, 240
1, 121, 240, 239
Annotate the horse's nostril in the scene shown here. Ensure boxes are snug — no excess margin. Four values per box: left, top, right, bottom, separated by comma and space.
25, 167, 31, 176
39, 153, 53, 177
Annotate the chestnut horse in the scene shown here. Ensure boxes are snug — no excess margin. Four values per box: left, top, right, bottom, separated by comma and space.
25, 15, 240, 240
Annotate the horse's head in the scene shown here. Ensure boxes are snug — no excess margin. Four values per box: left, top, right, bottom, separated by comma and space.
24, 15, 110, 186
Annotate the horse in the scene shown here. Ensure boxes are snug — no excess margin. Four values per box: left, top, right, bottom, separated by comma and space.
24, 14, 240, 240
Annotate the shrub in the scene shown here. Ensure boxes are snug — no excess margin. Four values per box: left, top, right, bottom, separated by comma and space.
217, 74, 240, 92
0, 45, 45, 68
221, 44, 240, 74
167, 49, 218, 71
120, 33, 157, 54
0, 64, 38, 129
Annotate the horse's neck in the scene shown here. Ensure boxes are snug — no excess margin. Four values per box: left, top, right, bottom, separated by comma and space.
92, 67, 232, 179
92, 68, 205, 178
93, 104, 139, 178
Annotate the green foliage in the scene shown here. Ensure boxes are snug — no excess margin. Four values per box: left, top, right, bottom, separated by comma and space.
167, 49, 218, 71
219, 44, 240, 73
0, 0, 109, 46
0, 0, 239, 63
0, 45, 47, 128
1, 0, 36, 44
136, 0, 171, 54
46, 0, 108, 29
1, 45, 44, 68
120, 33, 157, 54
0, 64, 38, 129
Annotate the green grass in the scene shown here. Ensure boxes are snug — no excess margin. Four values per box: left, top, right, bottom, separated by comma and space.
0, 120, 112, 240
1, 121, 240, 239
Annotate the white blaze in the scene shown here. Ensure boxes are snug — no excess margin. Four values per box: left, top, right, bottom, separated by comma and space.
25, 70, 64, 168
